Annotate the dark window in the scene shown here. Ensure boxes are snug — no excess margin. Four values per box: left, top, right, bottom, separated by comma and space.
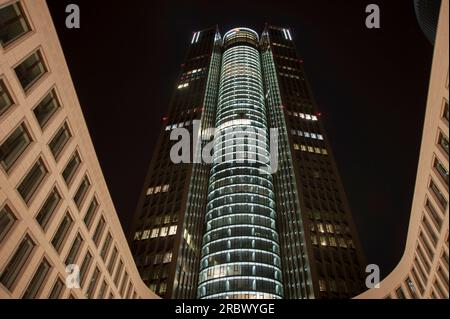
83, 197, 98, 228
0, 123, 32, 171
429, 179, 448, 210
405, 277, 417, 298
86, 266, 100, 299
0, 79, 14, 116
92, 216, 105, 246
51, 212, 73, 252
22, 258, 51, 299
395, 286, 406, 299
80, 251, 92, 287
100, 232, 112, 260
48, 278, 64, 299
0, 234, 35, 290
425, 199, 443, 231
14, 50, 47, 92
33, 89, 60, 128
62, 151, 81, 186
114, 260, 123, 286
438, 132, 449, 156
17, 158, 47, 203
49, 122, 71, 159
65, 233, 82, 266
74, 176, 90, 209
97, 280, 108, 299
0, 2, 31, 47
443, 100, 449, 122
433, 157, 449, 185
0, 204, 16, 243
107, 247, 118, 274
35, 187, 61, 230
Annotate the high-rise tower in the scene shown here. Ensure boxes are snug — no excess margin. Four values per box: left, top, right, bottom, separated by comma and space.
130, 25, 366, 299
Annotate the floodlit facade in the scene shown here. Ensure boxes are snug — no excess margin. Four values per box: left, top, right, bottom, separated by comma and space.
0, 0, 156, 299
130, 24, 366, 299
356, 0, 449, 299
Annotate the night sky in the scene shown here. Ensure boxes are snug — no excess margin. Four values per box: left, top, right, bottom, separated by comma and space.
46, 0, 433, 278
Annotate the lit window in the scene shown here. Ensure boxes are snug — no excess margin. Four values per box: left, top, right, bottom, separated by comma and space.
311, 115, 318, 121
322, 149, 328, 155
300, 145, 307, 151
319, 279, 327, 292
293, 144, 299, 150
314, 147, 321, 154
134, 231, 142, 240
163, 252, 172, 263
169, 225, 177, 235
317, 134, 324, 140
150, 228, 159, 238
320, 236, 327, 246
146, 187, 154, 195
307, 146, 314, 153
154, 186, 162, 194
162, 184, 170, 192
304, 132, 310, 138
160, 227, 168, 237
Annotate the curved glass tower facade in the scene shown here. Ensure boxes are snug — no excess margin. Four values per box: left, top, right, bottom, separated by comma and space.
198, 28, 284, 299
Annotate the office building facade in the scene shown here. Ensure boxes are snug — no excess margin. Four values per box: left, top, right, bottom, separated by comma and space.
0, 0, 156, 299
357, 0, 448, 299
130, 24, 366, 299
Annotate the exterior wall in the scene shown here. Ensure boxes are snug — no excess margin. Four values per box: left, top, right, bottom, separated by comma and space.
356, 0, 449, 299
0, 0, 156, 299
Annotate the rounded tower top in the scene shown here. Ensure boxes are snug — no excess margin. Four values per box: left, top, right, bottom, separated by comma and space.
223, 27, 259, 50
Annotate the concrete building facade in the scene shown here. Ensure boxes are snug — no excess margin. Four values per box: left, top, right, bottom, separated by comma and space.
357, 0, 448, 299
0, 0, 156, 299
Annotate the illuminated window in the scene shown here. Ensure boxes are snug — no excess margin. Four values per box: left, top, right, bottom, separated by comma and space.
163, 252, 172, 263
319, 279, 327, 292
162, 184, 170, 192
160, 227, 168, 237
146, 187, 154, 195
141, 229, 150, 240
150, 228, 159, 238
169, 225, 177, 235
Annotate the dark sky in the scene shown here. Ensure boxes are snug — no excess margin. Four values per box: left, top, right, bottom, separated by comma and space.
46, 0, 432, 278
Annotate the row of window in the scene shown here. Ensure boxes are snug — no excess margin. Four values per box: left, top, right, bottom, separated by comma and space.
291, 130, 324, 140
134, 225, 178, 241
293, 143, 328, 155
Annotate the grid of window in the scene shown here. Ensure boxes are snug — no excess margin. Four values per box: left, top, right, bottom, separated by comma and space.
33, 89, 61, 128
0, 204, 16, 243
49, 122, 71, 159
0, 123, 32, 171
22, 258, 51, 299
35, 187, 61, 230
0, 79, 14, 116
0, 234, 35, 290
14, 50, 47, 92
17, 158, 47, 204
0, 1, 31, 47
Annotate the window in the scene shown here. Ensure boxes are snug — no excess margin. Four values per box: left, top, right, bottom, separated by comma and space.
14, 50, 47, 92
35, 187, 61, 230
0, 79, 13, 115
159, 282, 167, 295
107, 247, 118, 274
84, 197, 98, 229
100, 232, 112, 260
429, 179, 448, 210
49, 122, 71, 159
0, 204, 16, 243
0, 2, 31, 47
120, 272, 128, 296
17, 158, 47, 203
150, 228, 159, 238
74, 176, 91, 208
22, 258, 51, 299
168, 225, 177, 236
92, 216, 106, 246
0, 234, 35, 290
80, 251, 92, 287
425, 199, 443, 231
0, 123, 32, 171
33, 89, 61, 128
160, 227, 168, 237
163, 252, 172, 263
97, 280, 108, 299
48, 278, 64, 299
433, 157, 449, 185
438, 132, 449, 155
65, 233, 83, 266
443, 99, 449, 123
395, 286, 406, 299
86, 266, 100, 299
114, 260, 124, 286
62, 151, 82, 185
51, 212, 73, 252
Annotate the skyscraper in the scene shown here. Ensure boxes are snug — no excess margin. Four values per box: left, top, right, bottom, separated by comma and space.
130, 25, 366, 299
